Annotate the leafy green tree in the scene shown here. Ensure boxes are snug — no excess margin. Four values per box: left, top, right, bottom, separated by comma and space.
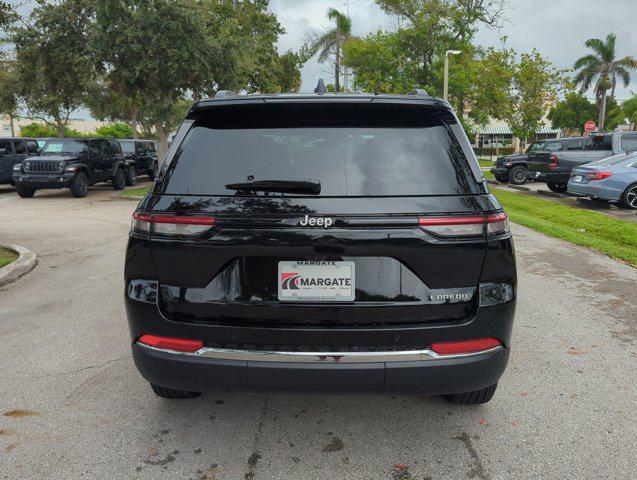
548, 91, 598, 135
93, 123, 133, 139
92, 0, 215, 160
19, 122, 83, 138
622, 95, 637, 130
504, 50, 564, 144
275, 50, 303, 93
603, 98, 626, 131
0, 61, 18, 135
573, 33, 637, 132
308, 8, 353, 93
12, 0, 94, 137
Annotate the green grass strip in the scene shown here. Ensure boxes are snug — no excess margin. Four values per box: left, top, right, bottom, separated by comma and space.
121, 186, 151, 198
0, 247, 18, 269
492, 189, 637, 266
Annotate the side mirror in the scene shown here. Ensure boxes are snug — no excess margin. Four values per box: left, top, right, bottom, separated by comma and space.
37, 148, 43, 155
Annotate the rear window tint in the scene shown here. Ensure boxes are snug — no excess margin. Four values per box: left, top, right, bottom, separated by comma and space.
160, 104, 481, 197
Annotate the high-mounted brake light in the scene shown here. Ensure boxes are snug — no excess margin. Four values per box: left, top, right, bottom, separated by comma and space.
131, 212, 215, 236
548, 154, 559, 169
431, 338, 501, 355
585, 171, 612, 181
138, 334, 203, 353
418, 213, 509, 238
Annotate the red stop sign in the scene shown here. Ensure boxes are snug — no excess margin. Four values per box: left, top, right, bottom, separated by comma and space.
584, 120, 596, 132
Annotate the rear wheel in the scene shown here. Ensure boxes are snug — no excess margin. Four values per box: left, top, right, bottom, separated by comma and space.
621, 183, 637, 209
125, 166, 137, 186
547, 182, 567, 193
15, 184, 36, 198
70, 172, 89, 198
494, 174, 508, 183
508, 166, 528, 185
147, 163, 157, 181
150, 383, 201, 399
112, 167, 126, 190
443, 383, 498, 404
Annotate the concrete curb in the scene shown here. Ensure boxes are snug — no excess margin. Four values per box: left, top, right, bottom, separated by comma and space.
0, 244, 37, 287
537, 189, 566, 199
509, 184, 531, 192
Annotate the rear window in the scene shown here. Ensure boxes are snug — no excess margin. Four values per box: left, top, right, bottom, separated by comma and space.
621, 134, 637, 152
160, 104, 481, 196
585, 134, 613, 151
120, 140, 135, 153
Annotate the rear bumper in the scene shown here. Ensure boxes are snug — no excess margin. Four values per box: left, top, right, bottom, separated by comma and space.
567, 180, 622, 201
536, 172, 569, 184
132, 342, 509, 394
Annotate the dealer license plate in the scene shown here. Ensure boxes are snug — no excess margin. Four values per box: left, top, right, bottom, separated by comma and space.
278, 261, 355, 302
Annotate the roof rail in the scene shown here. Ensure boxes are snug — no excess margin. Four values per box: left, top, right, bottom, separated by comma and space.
407, 88, 429, 97
314, 79, 328, 94
215, 90, 239, 99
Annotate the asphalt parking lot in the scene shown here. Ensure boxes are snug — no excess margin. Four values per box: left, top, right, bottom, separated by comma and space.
0, 184, 635, 480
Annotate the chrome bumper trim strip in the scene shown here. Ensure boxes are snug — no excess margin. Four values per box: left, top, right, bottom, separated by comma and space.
137, 343, 503, 363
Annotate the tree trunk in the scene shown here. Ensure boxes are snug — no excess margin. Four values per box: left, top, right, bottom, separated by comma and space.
155, 122, 169, 167
131, 105, 139, 140
334, 44, 341, 93
56, 118, 65, 138
598, 89, 607, 133
9, 114, 14, 137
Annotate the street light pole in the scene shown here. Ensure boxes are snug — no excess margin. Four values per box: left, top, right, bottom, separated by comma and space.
443, 50, 461, 101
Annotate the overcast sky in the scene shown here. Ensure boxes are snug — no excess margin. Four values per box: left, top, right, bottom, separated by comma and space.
270, 0, 637, 100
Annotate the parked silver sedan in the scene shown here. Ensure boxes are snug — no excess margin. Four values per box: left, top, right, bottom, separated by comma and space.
567, 152, 637, 209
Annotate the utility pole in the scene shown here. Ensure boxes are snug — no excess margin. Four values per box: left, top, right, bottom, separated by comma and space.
443, 50, 461, 101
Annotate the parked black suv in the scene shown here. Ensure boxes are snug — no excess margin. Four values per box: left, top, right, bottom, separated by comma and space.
490, 140, 547, 185
12, 137, 133, 198
120, 139, 159, 181
0, 137, 40, 185
125, 90, 516, 404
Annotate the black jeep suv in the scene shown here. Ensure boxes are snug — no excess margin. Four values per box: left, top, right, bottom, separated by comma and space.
13, 137, 133, 198
120, 139, 159, 181
125, 89, 517, 404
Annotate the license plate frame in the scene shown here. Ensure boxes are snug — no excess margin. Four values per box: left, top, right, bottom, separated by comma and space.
573, 175, 583, 183
278, 260, 355, 302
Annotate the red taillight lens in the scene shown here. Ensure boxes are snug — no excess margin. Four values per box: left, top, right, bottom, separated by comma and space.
548, 154, 559, 168
418, 213, 509, 237
138, 334, 203, 353
431, 338, 501, 355
131, 212, 215, 236
585, 171, 612, 181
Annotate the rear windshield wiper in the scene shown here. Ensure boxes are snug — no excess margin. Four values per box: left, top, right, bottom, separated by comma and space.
225, 179, 321, 195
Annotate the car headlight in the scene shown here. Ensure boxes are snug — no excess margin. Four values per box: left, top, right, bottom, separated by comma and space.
23, 161, 31, 171
58, 161, 66, 172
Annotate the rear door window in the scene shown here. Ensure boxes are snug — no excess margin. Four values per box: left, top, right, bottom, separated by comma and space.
161, 104, 481, 197
585, 134, 613, 151
621, 134, 637, 152
0, 140, 12, 155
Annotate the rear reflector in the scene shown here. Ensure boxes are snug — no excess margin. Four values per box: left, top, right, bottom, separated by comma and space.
138, 334, 203, 353
419, 213, 509, 237
132, 212, 215, 236
548, 154, 559, 169
431, 338, 501, 355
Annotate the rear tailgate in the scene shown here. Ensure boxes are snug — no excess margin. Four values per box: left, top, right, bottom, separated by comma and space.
141, 100, 499, 328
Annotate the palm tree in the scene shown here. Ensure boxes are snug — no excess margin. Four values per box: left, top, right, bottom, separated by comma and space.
573, 33, 637, 132
309, 8, 352, 93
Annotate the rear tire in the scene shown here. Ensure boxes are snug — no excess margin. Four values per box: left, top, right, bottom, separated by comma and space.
150, 383, 201, 399
494, 174, 508, 183
442, 383, 498, 404
125, 166, 137, 186
15, 184, 36, 198
112, 167, 126, 190
547, 182, 567, 193
147, 163, 157, 181
70, 172, 89, 198
621, 183, 637, 209
508, 165, 528, 185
